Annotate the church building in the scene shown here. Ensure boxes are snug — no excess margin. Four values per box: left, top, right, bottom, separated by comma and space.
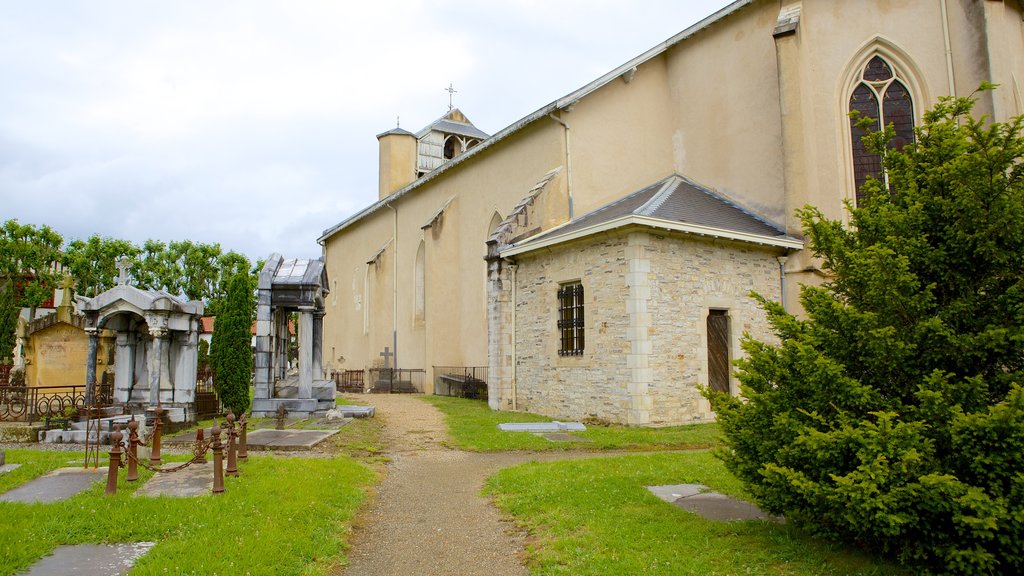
319, 0, 1024, 426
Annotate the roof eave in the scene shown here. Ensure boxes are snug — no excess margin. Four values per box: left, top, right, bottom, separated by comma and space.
499, 214, 803, 257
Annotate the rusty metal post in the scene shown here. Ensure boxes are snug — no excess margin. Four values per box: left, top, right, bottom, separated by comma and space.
211, 423, 225, 495
149, 406, 163, 467
238, 413, 248, 461
126, 418, 139, 482
193, 427, 208, 463
225, 411, 238, 477
105, 425, 123, 496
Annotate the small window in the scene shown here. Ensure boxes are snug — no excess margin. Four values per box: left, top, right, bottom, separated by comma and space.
557, 282, 585, 356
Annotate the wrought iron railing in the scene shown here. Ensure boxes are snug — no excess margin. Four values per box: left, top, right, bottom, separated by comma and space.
332, 370, 366, 393
366, 368, 425, 394
0, 382, 114, 423
433, 366, 488, 400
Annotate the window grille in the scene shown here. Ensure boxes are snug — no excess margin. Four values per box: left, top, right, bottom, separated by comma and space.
557, 282, 585, 356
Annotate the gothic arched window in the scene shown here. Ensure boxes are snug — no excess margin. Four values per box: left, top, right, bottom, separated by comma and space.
849, 55, 915, 205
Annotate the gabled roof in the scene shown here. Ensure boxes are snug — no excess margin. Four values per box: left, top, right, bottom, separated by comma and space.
318, 0, 755, 244
414, 108, 489, 141
500, 174, 802, 256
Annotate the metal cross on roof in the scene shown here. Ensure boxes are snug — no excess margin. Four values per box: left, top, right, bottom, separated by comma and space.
116, 256, 133, 286
445, 82, 457, 111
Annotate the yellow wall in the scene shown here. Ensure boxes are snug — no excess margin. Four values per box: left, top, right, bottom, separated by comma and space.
321, 0, 1024, 389
25, 322, 114, 391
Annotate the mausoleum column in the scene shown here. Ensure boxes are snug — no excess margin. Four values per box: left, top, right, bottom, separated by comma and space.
312, 311, 325, 380
114, 332, 134, 403
148, 328, 167, 406
85, 328, 99, 405
298, 307, 313, 398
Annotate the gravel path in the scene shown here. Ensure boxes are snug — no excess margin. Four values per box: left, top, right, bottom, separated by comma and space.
337, 395, 586, 576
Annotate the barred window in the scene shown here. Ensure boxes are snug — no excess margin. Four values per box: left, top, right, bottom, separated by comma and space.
557, 282, 585, 356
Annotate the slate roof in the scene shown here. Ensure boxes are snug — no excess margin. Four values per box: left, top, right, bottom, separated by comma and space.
503, 174, 799, 254
421, 118, 490, 140
273, 258, 326, 287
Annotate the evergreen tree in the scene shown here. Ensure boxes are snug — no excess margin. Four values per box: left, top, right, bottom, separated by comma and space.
210, 272, 254, 414
708, 89, 1024, 574
0, 286, 18, 364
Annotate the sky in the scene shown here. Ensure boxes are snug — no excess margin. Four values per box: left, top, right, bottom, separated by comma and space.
1, 0, 731, 262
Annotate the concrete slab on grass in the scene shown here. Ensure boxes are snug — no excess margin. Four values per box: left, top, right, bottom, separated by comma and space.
647, 483, 776, 522
135, 461, 215, 498
0, 467, 105, 503
498, 421, 586, 432
245, 428, 339, 450
0, 463, 21, 475
19, 542, 155, 576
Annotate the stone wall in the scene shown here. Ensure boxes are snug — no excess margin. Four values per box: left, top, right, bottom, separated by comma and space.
511, 229, 781, 426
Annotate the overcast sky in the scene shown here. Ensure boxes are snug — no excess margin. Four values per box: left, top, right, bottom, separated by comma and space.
1, 0, 730, 262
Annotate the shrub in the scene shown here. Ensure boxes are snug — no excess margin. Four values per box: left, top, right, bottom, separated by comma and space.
707, 90, 1024, 574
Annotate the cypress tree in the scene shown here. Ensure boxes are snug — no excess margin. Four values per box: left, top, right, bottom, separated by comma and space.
210, 272, 254, 414
0, 286, 18, 364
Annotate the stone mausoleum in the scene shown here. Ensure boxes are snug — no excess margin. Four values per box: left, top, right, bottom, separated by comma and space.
251, 254, 333, 418
81, 273, 204, 423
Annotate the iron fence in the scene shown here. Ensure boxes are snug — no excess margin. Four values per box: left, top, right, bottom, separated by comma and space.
367, 368, 425, 394
433, 366, 488, 400
332, 370, 366, 393
0, 381, 114, 423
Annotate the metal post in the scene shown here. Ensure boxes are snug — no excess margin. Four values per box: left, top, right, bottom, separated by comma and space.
194, 428, 207, 463
126, 418, 139, 482
211, 423, 224, 495
225, 410, 238, 477
149, 406, 163, 467
238, 413, 248, 461
105, 425, 123, 496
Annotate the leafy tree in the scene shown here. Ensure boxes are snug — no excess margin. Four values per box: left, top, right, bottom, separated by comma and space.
707, 89, 1024, 574
210, 272, 254, 414
0, 219, 64, 319
0, 286, 19, 364
62, 234, 140, 297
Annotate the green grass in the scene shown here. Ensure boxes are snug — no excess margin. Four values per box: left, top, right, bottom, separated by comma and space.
0, 448, 375, 575
486, 452, 906, 575
421, 395, 722, 452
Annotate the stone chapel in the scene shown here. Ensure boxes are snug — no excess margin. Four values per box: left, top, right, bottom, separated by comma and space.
319, 0, 1024, 426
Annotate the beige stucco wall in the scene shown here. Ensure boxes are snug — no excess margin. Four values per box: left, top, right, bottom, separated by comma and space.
323, 0, 1024, 402
322, 120, 565, 390
509, 229, 781, 426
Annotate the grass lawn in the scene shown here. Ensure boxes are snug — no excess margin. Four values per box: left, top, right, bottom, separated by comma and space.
486, 451, 905, 575
0, 448, 375, 575
421, 395, 722, 452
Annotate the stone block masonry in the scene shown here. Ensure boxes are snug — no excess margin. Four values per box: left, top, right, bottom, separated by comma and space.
510, 230, 781, 426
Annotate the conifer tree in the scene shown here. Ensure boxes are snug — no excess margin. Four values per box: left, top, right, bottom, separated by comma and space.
708, 88, 1024, 574
210, 272, 254, 414
0, 286, 18, 364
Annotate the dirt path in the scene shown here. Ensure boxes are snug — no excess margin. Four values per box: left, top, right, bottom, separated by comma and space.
337, 395, 586, 576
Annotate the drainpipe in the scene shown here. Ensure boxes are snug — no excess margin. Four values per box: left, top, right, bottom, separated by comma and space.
777, 255, 789, 311
386, 203, 398, 369
940, 0, 956, 97
508, 262, 518, 411
548, 113, 574, 220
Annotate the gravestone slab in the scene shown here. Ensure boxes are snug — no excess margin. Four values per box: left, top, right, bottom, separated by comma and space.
245, 428, 339, 450
0, 464, 21, 475
19, 542, 155, 576
647, 483, 776, 522
0, 448, 4, 465
0, 467, 105, 503
498, 421, 586, 433
135, 461, 214, 498
336, 405, 375, 418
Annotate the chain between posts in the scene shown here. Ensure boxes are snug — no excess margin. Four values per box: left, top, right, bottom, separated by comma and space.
104, 411, 245, 495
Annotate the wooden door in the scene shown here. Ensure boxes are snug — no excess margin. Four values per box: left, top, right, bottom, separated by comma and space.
707, 310, 730, 394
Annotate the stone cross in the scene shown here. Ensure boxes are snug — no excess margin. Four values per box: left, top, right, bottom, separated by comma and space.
379, 347, 394, 369
116, 257, 133, 286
